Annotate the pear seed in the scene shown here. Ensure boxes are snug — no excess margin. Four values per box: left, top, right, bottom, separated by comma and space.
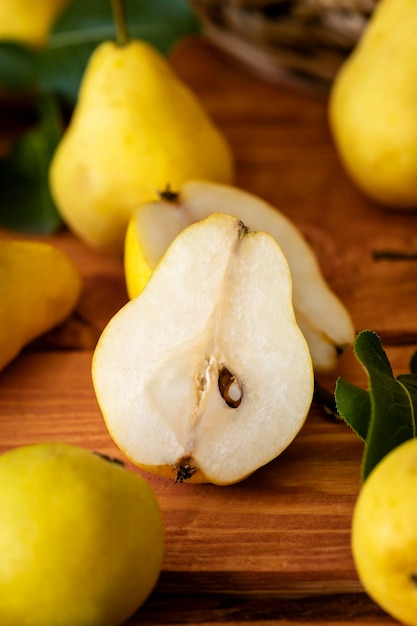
218, 365, 242, 409
228, 380, 242, 403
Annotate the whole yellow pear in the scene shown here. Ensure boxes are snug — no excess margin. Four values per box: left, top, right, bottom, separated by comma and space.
49, 39, 234, 254
329, 0, 417, 208
0, 239, 82, 372
0, 0, 72, 48
352, 438, 417, 626
0, 442, 164, 626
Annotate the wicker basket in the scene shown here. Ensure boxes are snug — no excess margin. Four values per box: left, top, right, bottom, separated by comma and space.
190, 0, 378, 91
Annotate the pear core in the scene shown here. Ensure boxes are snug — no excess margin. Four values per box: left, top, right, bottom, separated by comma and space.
93, 213, 314, 485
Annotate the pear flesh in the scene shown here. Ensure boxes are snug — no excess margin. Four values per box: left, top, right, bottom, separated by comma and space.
93, 213, 314, 485
125, 181, 355, 372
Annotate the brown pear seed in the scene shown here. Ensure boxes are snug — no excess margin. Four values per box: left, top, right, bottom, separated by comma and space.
218, 365, 242, 408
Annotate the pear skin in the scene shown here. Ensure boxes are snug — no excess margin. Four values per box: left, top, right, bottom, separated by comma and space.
49, 40, 234, 254
329, 0, 417, 208
0, 0, 72, 47
0, 442, 164, 626
352, 439, 417, 626
0, 240, 82, 372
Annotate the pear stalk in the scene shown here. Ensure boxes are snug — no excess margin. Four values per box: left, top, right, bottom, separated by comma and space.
111, 0, 129, 46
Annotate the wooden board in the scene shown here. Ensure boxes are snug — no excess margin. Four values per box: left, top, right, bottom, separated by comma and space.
1, 35, 417, 624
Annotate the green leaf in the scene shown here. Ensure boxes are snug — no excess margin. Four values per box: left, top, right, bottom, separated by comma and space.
410, 350, 417, 375
0, 41, 38, 92
335, 377, 371, 442
0, 94, 63, 234
397, 374, 417, 427
335, 330, 417, 482
38, 0, 201, 106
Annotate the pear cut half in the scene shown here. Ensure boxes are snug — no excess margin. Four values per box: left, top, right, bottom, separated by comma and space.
125, 181, 355, 372
93, 213, 314, 485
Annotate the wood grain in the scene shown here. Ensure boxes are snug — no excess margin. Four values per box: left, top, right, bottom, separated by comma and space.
1, 35, 413, 624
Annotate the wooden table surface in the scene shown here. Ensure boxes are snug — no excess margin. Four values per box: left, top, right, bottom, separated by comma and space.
2, 35, 417, 625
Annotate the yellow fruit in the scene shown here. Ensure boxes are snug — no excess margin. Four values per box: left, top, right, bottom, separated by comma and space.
329, 0, 417, 208
124, 195, 187, 296
0, 0, 72, 48
0, 239, 82, 372
93, 213, 314, 485
0, 442, 164, 626
124, 181, 355, 372
352, 438, 417, 625
49, 39, 234, 255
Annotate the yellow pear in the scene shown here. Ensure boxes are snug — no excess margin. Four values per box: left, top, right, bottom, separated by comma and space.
0, 442, 164, 626
0, 239, 82, 372
49, 38, 234, 255
124, 181, 355, 372
93, 213, 314, 485
329, 0, 417, 208
352, 438, 417, 626
0, 0, 72, 48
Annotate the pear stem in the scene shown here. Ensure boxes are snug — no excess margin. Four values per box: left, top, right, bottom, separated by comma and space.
111, 0, 129, 46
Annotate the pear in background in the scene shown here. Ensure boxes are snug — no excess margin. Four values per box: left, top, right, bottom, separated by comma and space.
49, 17, 234, 255
0, 0, 72, 48
0, 239, 81, 372
329, 0, 417, 209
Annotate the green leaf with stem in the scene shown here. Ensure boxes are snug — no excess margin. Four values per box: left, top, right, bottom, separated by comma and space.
335, 330, 417, 482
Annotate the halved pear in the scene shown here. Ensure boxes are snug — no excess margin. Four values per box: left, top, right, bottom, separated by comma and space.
125, 181, 355, 372
93, 213, 314, 485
